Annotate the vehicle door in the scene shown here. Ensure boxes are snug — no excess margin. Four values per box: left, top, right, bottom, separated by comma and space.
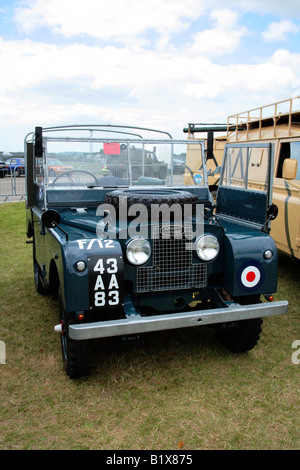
273, 139, 300, 258
216, 143, 275, 231
29, 131, 47, 270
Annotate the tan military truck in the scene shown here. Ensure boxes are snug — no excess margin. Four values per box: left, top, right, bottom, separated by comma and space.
184, 97, 300, 260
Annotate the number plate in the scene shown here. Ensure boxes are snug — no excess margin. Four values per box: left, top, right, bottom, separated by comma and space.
88, 254, 124, 309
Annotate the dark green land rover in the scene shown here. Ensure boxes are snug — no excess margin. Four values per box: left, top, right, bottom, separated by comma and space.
25, 125, 288, 378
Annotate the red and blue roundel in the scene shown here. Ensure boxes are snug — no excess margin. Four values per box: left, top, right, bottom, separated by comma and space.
237, 262, 264, 291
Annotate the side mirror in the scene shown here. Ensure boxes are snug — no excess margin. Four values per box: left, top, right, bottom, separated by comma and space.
282, 159, 297, 180
41, 209, 61, 228
41, 210, 68, 241
267, 203, 278, 221
262, 203, 278, 233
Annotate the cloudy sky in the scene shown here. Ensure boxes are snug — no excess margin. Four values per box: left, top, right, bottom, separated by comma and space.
0, 0, 300, 151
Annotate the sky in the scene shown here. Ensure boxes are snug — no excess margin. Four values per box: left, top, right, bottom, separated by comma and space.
0, 0, 300, 151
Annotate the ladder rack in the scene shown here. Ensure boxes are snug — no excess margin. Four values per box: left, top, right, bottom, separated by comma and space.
227, 96, 300, 140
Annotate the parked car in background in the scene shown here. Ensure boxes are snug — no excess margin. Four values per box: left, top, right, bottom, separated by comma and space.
5, 158, 25, 176
48, 159, 75, 177
0, 160, 9, 178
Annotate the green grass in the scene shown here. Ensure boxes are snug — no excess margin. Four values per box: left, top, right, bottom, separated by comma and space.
0, 202, 299, 450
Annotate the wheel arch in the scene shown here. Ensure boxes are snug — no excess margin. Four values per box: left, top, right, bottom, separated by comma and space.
49, 258, 60, 300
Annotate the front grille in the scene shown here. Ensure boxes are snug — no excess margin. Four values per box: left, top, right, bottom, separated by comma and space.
137, 225, 207, 292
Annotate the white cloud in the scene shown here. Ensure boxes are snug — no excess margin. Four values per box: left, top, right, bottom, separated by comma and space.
262, 20, 299, 42
14, 0, 205, 41
1, 32, 299, 129
1, 0, 299, 151
3, 35, 297, 103
14, 0, 300, 39
191, 9, 248, 56
206, 0, 300, 18
182, 60, 295, 100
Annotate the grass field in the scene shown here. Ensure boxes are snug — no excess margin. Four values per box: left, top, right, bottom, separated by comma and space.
0, 202, 299, 450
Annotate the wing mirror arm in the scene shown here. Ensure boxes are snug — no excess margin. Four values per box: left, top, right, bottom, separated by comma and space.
261, 204, 278, 233
41, 210, 68, 241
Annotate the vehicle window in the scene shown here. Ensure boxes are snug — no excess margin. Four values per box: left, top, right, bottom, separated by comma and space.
42, 139, 205, 189
221, 146, 269, 191
35, 157, 44, 184
290, 142, 300, 180
277, 141, 300, 180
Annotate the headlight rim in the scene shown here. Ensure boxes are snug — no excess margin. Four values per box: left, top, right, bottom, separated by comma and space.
126, 236, 151, 266
195, 234, 219, 262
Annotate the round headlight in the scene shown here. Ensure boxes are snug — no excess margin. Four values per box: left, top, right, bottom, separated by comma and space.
126, 238, 151, 266
196, 235, 219, 261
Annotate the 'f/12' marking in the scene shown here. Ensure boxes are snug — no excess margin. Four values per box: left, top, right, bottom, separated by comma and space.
77, 239, 115, 250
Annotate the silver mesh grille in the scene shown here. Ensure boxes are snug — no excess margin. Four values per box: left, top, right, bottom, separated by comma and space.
137, 225, 207, 292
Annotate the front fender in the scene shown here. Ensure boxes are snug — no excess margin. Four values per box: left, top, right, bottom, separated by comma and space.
62, 238, 124, 312
222, 229, 278, 297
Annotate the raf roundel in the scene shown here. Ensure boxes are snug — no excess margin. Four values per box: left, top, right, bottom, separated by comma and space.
241, 266, 261, 288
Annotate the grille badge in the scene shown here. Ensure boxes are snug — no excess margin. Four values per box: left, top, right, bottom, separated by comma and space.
160, 225, 185, 237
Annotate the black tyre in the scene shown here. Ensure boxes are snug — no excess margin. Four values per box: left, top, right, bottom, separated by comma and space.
215, 317, 263, 353
215, 295, 263, 353
58, 289, 91, 378
105, 188, 198, 211
158, 166, 168, 179
131, 167, 140, 180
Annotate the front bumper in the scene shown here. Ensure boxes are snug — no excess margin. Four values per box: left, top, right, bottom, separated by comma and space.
68, 300, 288, 340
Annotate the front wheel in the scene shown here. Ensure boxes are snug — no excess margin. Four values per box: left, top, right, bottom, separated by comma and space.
59, 289, 91, 378
215, 317, 263, 353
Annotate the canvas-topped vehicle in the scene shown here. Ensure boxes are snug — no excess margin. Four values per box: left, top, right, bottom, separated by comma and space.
25, 125, 288, 378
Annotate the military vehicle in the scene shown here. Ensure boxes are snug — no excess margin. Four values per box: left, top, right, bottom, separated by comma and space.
25, 124, 287, 378
184, 97, 300, 260
104, 141, 168, 180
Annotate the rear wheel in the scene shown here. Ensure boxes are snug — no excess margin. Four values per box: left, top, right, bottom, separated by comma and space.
59, 289, 91, 378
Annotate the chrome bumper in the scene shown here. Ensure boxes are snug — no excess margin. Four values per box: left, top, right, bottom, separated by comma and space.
68, 300, 288, 340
